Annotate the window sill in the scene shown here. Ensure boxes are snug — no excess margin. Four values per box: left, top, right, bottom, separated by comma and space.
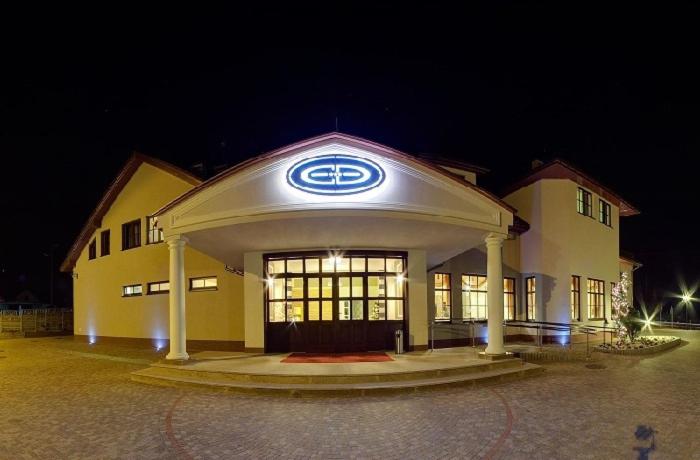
122, 294, 142, 298
146, 241, 164, 245
147, 291, 169, 295
121, 246, 141, 251
190, 288, 218, 292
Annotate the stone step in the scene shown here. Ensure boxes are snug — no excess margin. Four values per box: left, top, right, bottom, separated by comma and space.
130, 361, 543, 396
146, 357, 524, 385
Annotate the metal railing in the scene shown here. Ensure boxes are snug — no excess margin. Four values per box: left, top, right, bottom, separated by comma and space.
653, 321, 700, 330
0, 308, 73, 334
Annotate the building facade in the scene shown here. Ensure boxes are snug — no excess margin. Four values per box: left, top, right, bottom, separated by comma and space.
61, 133, 639, 358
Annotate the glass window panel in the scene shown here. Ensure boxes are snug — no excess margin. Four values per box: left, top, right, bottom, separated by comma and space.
367, 258, 385, 272
368, 276, 384, 297
321, 301, 333, 320
204, 277, 217, 288
369, 300, 386, 320
338, 277, 351, 298
322, 257, 335, 272
308, 301, 320, 321
352, 300, 364, 320
305, 258, 319, 273
351, 277, 363, 297
386, 275, 404, 298
387, 300, 403, 320
191, 279, 204, 289
336, 257, 350, 272
287, 259, 303, 273
287, 278, 304, 299
308, 277, 320, 298
351, 257, 366, 272
270, 278, 286, 300
386, 258, 403, 273
287, 301, 304, 322
267, 260, 285, 275
321, 277, 333, 298
269, 301, 286, 322
339, 300, 351, 320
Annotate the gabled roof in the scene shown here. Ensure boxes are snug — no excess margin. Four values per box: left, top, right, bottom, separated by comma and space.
154, 132, 516, 217
414, 154, 490, 175
502, 159, 640, 216
60, 153, 201, 272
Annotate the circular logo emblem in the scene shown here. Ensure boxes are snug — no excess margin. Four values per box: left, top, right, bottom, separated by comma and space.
287, 154, 385, 195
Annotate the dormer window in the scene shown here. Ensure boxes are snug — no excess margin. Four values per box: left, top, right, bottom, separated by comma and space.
577, 187, 592, 217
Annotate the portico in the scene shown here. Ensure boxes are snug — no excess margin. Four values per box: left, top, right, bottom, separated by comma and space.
155, 133, 513, 359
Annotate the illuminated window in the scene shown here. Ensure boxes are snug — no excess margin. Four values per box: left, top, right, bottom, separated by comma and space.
462, 275, 487, 320
121, 219, 141, 250
526, 277, 536, 320
587, 278, 605, 319
100, 230, 110, 256
190, 276, 218, 291
88, 238, 97, 260
434, 273, 451, 320
577, 188, 592, 217
147, 216, 163, 244
122, 284, 142, 297
571, 275, 581, 320
147, 281, 170, 294
599, 199, 612, 227
504, 277, 516, 321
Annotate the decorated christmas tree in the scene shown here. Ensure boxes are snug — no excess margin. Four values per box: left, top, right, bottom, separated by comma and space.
612, 272, 632, 343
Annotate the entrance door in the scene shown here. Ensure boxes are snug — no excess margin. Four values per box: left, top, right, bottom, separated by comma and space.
264, 252, 407, 353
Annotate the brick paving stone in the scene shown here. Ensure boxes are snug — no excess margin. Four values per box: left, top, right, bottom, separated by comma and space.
0, 331, 698, 459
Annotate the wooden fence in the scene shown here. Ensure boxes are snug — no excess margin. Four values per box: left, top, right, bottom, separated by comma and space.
0, 309, 73, 334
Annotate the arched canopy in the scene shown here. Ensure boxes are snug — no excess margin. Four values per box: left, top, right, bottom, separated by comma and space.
156, 133, 513, 267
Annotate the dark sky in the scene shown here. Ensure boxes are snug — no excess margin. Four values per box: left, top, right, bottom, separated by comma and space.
1, 3, 699, 314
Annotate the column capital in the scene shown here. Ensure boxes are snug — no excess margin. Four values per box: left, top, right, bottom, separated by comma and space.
484, 232, 506, 246
165, 234, 189, 247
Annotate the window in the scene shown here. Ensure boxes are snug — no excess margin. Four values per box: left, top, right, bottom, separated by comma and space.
434, 273, 451, 320
577, 187, 592, 217
587, 278, 605, 319
504, 277, 516, 321
265, 253, 406, 323
147, 216, 163, 244
88, 238, 97, 260
571, 275, 581, 320
100, 230, 110, 256
599, 199, 612, 227
190, 276, 218, 291
147, 281, 170, 294
526, 277, 536, 320
122, 284, 142, 297
122, 219, 141, 250
462, 275, 487, 320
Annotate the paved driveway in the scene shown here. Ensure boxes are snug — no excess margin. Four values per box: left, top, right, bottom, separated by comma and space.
0, 330, 698, 459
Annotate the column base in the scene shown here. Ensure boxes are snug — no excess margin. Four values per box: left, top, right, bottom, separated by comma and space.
166, 351, 189, 361
478, 351, 514, 361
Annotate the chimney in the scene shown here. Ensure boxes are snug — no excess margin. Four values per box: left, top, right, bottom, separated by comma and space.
531, 159, 544, 170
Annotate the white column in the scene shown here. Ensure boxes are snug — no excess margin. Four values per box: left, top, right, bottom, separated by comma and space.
485, 233, 506, 355
166, 235, 189, 360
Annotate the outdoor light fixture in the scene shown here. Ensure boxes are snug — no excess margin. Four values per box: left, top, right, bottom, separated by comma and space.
682, 294, 692, 303
287, 154, 385, 195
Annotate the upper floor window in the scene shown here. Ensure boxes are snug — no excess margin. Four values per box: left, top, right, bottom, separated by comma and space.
526, 277, 536, 320
88, 238, 97, 260
147, 216, 163, 244
100, 230, 110, 256
190, 276, 218, 291
587, 278, 605, 319
434, 273, 451, 320
462, 274, 487, 320
571, 275, 581, 320
577, 188, 592, 217
147, 281, 170, 294
599, 199, 612, 227
122, 219, 141, 250
122, 284, 142, 297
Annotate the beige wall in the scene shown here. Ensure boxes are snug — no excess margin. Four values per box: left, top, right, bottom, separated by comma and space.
504, 179, 620, 324
73, 163, 245, 344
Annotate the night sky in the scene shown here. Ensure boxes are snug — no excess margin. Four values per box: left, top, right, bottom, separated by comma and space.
1, 4, 698, 317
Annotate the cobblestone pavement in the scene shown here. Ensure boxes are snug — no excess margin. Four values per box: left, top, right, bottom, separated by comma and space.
1, 330, 698, 459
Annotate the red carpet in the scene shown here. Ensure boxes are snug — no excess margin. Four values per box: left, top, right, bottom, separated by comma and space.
281, 352, 393, 363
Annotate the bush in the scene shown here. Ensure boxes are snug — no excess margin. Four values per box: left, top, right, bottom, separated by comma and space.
621, 312, 642, 342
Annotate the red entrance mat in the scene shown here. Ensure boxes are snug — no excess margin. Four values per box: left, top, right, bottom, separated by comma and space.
281, 352, 393, 363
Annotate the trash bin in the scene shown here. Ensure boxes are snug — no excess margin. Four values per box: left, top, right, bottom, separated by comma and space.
394, 329, 404, 354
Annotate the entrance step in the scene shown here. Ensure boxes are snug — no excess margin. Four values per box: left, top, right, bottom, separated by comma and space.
131, 358, 543, 396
